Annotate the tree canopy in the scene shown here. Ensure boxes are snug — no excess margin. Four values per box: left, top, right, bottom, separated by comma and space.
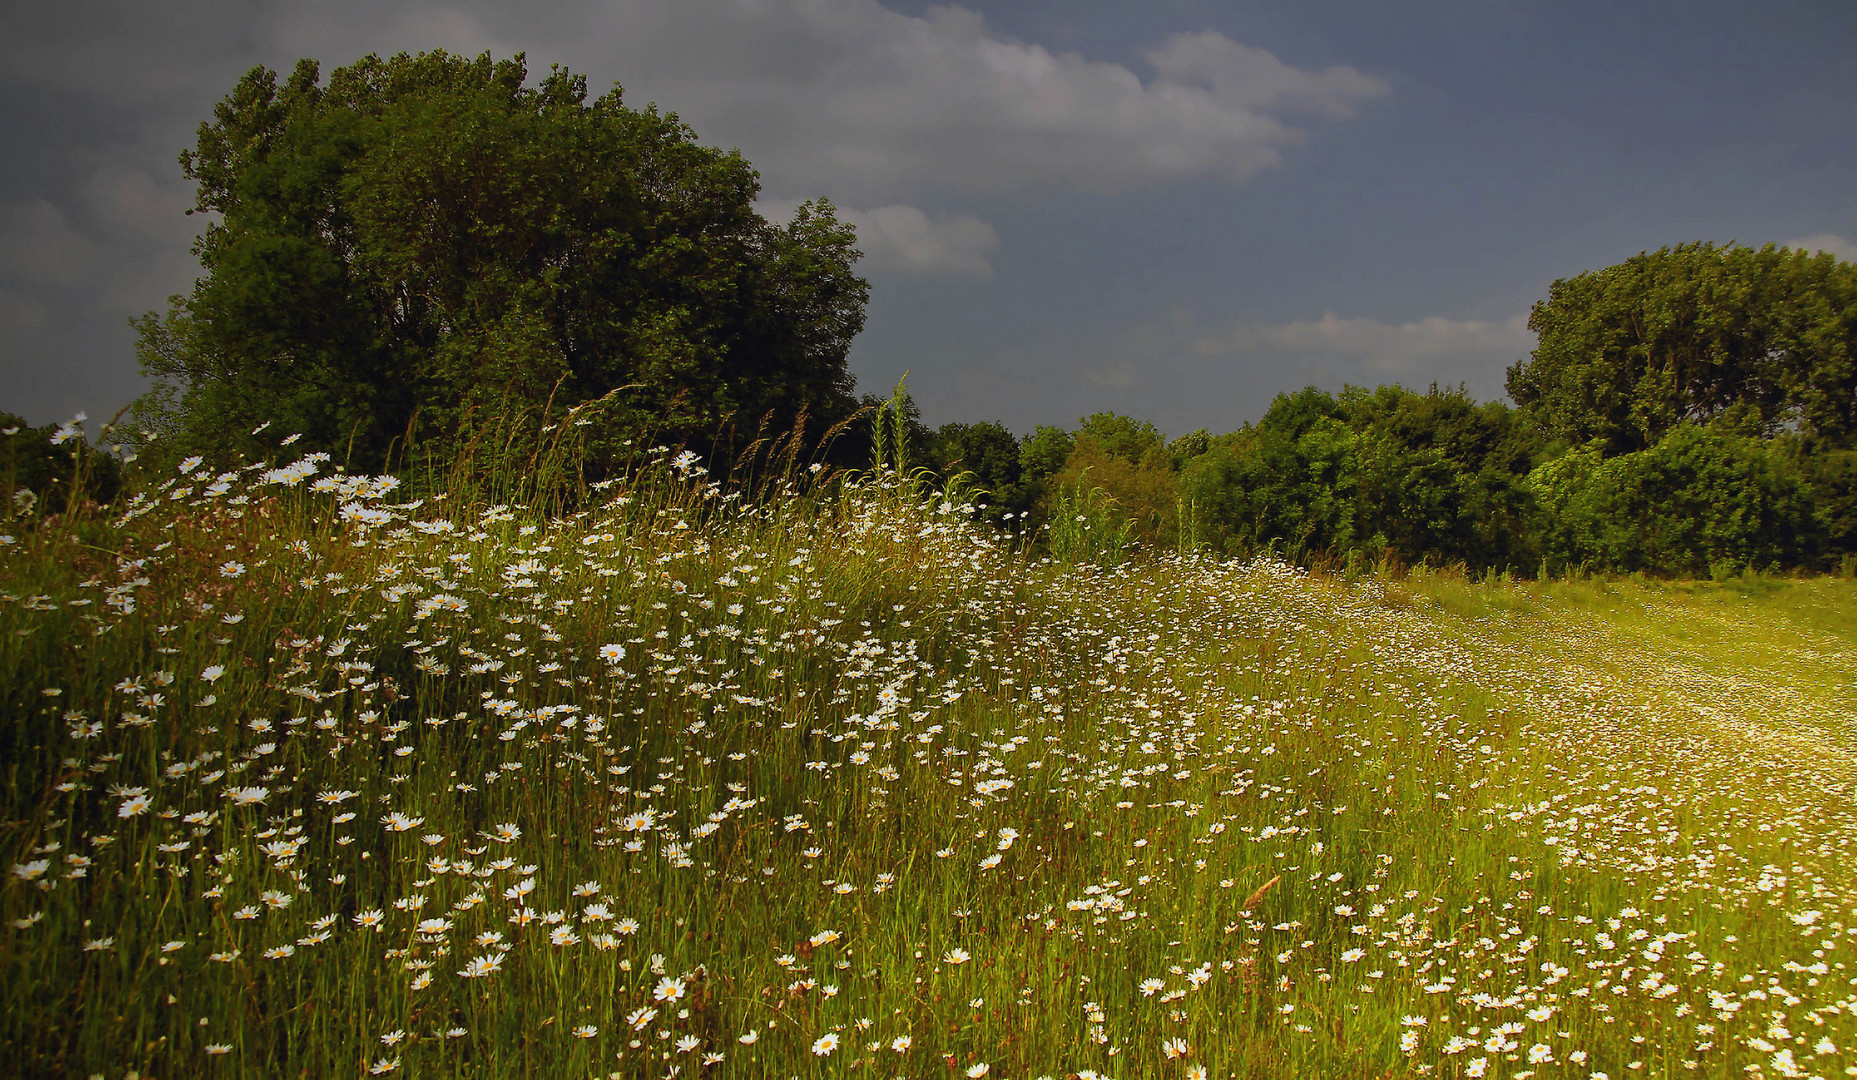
134, 50, 868, 467
1506, 242, 1857, 454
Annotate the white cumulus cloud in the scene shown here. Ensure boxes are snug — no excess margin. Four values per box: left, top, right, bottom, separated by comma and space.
761, 197, 1002, 280
1196, 311, 1536, 386
760, 199, 998, 278
466, 0, 1390, 201
837, 205, 999, 278
1143, 30, 1391, 119
1784, 233, 1857, 263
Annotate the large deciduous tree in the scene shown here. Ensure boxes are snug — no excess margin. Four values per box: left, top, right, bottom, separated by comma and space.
134, 51, 868, 466
1506, 242, 1857, 454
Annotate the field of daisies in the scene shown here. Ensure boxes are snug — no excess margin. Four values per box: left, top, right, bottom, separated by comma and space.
3, 436, 1856, 1080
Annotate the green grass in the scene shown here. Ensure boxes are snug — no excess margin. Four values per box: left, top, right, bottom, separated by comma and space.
2, 446, 1855, 1079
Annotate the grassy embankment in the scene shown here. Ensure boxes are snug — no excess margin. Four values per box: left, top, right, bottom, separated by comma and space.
2, 443, 1854, 1079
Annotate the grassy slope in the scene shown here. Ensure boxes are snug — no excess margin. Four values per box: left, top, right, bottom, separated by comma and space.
1, 454, 1854, 1079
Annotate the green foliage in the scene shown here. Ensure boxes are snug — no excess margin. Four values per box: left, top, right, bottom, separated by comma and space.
134, 50, 868, 471
1797, 446, 1857, 555
1074, 411, 1165, 463
1050, 428, 1180, 550
111, 183, 1857, 580
1009, 412, 1182, 551
1175, 385, 1541, 569
838, 383, 932, 475
1507, 241, 1857, 453
1018, 424, 1075, 481
1166, 427, 1211, 467
1526, 425, 1816, 574
1010, 425, 1077, 534
867, 376, 916, 473
1046, 478, 1134, 566
1, 413, 125, 523
922, 420, 1029, 525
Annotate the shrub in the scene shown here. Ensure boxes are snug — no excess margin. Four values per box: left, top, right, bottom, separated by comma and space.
1527, 425, 1816, 574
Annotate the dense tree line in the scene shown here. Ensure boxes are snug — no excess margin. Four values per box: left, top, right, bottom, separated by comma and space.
913, 243, 1857, 577
912, 381, 1844, 577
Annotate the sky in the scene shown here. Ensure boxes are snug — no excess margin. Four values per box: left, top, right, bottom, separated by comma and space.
2, 0, 1854, 438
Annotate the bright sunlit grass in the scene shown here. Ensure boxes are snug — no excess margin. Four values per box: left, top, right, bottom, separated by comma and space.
2, 443, 1854, 1079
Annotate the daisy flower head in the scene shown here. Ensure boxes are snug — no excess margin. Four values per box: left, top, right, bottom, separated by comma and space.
457, 953, 504, 979
599, 643, 625, 663
653, 975, 686, 1003
381, 812, 423, 832
812, 1032, 839, 1056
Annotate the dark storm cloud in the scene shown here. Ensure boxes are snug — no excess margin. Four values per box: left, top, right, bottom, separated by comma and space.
0, 0, 1388, 425
4, 1, 1851, 436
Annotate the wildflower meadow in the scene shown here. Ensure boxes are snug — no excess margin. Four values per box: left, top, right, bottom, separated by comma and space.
3, 423, 1855, 1079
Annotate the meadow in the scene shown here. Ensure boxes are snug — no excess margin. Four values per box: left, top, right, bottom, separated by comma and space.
2, 435, 1854, 1079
